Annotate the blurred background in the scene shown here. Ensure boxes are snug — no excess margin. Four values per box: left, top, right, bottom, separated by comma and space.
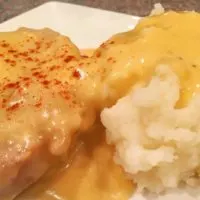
0, 0, 199, 23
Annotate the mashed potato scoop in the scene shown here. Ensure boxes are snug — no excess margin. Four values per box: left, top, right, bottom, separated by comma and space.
100, 9, 200, 199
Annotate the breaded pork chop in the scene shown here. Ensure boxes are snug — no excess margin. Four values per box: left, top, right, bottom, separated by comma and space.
0, 28, 99, 199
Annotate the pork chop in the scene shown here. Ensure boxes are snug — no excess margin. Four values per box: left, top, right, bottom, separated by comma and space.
0, 28, 99, 199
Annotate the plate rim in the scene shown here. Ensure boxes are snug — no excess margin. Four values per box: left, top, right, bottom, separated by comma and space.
0, 1, 140, 26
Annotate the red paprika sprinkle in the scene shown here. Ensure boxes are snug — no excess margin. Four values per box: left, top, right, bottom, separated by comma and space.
35, 41, 41, 50
13, 54, 18, 58
64, 56, 75, 63
6, 103, 20, 111
22, 77, 31, 81
32, 72, 40, 76
3, 82, 19, 90
39, 74, 47, 79
50, 65, 61, 71
72, 69, 81, 79
59, 91, 70, 100
19, 52, 28, 57
41, 80, 50, 85
54, 79, 61, 85
96, 52, 101, 58
1, 43, 9, 48
8, 49, 17, 53
26, 57, 33, 61
31, 67, 40, 71
35, 102, 42, 108
107, 57, 113, 62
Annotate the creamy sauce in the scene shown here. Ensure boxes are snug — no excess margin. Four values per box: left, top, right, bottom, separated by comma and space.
94, 11, 200, 107
17, 123, 134, 200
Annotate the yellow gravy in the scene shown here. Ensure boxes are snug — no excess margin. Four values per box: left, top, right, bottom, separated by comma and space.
93, 11, 200, 107
17, 123, 134, 200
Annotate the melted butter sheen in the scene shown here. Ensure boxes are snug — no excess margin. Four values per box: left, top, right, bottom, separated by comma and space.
95, 11, 200, 107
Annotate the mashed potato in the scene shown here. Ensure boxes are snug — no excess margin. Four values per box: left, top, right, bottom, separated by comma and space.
101, 65, 200, 193
131, 187, 200, 200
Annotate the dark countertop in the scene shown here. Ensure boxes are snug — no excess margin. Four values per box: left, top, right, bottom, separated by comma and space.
0, 0, 200, 23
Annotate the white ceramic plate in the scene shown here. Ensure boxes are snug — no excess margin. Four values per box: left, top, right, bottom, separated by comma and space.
1, 2, 199, 200
0, 1, 139, 48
